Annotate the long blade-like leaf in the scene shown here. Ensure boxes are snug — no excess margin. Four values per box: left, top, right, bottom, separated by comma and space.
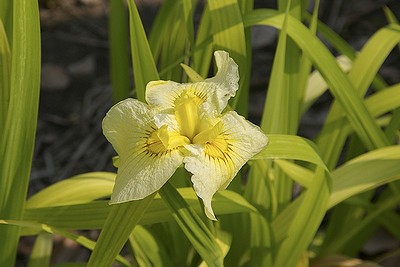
0, 1, 41, 265
87, 195, 155, 266
127, 0, 159, 101
244, 11, 390, 150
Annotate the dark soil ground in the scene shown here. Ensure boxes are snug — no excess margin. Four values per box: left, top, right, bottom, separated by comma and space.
21, 0, 400, 265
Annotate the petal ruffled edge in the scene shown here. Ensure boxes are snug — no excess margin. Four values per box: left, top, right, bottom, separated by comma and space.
204, 50, 239, 112
184, 111, 268, 220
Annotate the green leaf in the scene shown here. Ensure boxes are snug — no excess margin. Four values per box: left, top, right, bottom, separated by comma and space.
274, 160, 313, 188
258, 1, 300, 212
384, 6, 399, 25
208, 0, 248, 115
0, 219, 131, 266
252, 134, 327, 170
297, 0, 320, 115
129, 226, 174, 267
52, 263, 87, 267
26, 172, 115, 208
329, 146, 400, 208
23, 189, 257, 234
0, 1, 41, 265
180, 63, 204, 82
274, 167, 330, 267
28, 232, 52, 267
301, 55, 352, 114
192, 4, 213, 78
323, 193, 400, 254
0, 19, 10, 136
87, 194, 155, 267
244, 11, 390, 150
109, 0, 131, 103
0, 1, 12, 42
159, 182, 223, 267
317, 24, 400, 167
126, 0, 159, 101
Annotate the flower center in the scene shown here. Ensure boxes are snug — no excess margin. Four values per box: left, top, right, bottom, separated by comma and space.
146, 125, 190, 155
174, 90, 204, 141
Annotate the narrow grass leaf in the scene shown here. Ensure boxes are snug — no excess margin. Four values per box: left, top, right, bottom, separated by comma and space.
245, 11, 390, 150
0, 20, 10, 134
129, 226, 174, 267
52, 263, 87, 267
317, 84, 400, 165
304, 12, 355, 60
126, 0, 159, 101
258, 2, 298, 211
148, 0, 178, 61
0, 1, 41, 265
109, 0, 131, 103
316, 24, 400, 167
384, 6, 399, 26
159, 182, 223, 267
274, 160, 313, 188
26, 172, 115, 208
23, 189, 258, 230
157, 4, 188, 81
87, 194, 155, 267
306, 12, 388, 91
0, 1, 12, 42
27, 232, 52, 267
252, 134, 327, 170
180, 63, 204, 82
208, 0, 248, 114
302, 55, 352, 114
0, 220, 131, 266
329, 146, 400, 208
297, 0, 320, 116
324, 193, 400, 255
274, 167, 330, 267
378, 211, 400, 241
192, 4, 213, 78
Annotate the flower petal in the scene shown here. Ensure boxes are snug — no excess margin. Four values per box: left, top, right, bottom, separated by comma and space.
102, 98, 154, 156
102, 98, 184, 202
111, 149, 184, 203
183, 111, 268, 220
145, 50, 239, 113
205, 50, 239, 111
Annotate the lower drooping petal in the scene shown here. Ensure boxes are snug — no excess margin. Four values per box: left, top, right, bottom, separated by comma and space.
102, 98, 185, 203
183, 111, 268, 220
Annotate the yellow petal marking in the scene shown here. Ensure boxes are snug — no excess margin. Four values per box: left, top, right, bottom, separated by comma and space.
146, 127, 168, 155
193, 120, 234, 168
204, 133, 236, 181
204, 135, 229, 159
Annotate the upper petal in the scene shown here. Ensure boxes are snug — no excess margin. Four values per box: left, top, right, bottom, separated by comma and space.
205, 50, 239, 112
145, 50, 239, 113
183, 111, 268, 220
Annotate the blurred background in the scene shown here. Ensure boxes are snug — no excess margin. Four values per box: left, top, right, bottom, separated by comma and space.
26, 0, 399, 264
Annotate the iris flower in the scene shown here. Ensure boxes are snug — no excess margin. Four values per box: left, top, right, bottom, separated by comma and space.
103, 51, 268, 220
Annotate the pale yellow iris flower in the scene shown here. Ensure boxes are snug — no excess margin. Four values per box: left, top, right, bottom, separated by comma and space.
102, 51, 268, 220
